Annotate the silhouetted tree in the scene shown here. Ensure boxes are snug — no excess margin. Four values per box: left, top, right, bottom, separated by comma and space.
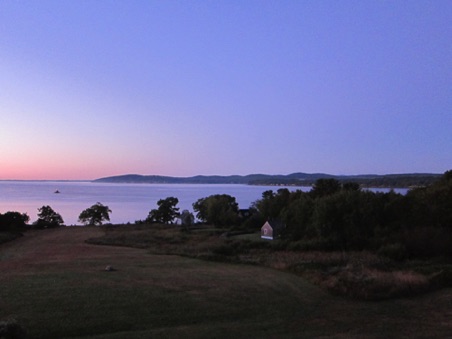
0, 212, 29, 232
310, 178, 341, 198
406, 169, 452, 228
282, 193, 314, 240
253, 189, 293, 220
34, 205, 64, 228
311, 190, 379, 250
78, 202, 111, 226
247, 170, 452, 256
147, 197, 179, 224
193, 194, 239, 227
342, 182, 361, 192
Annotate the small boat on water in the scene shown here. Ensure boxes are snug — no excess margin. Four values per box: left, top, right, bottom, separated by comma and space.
54, 190, 60, 194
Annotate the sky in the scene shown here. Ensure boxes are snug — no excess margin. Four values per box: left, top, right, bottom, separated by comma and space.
1, 0, 451, 180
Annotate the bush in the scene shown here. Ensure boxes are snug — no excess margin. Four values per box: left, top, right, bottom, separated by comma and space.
285, 238, 338, 251
269, 240, 289, 251
325, 268, 429, 300
239, 213, 265, 231
0, 318, 28, 339
378, 243, 407, 261
428, 269, 452, 289
212, 243, 236, 256
403, 227, 452, 258
0, 212, 29, 232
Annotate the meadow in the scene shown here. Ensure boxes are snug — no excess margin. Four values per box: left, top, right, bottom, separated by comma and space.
1, 226, 451, 338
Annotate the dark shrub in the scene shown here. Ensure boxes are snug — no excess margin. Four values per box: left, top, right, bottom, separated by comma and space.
377, 243, 407, 261
212, 243, 235, 256
403, 227, 452, 258
0, 212, 29, 232
0, 318, 28, 339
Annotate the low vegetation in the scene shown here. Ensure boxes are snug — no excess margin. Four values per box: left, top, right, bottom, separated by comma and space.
87, 224, 452, 301
86, 170, 452, 300
1, 227, 451, 338
0, 318, 28, 339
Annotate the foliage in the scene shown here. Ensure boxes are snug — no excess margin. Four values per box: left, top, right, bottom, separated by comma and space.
239, 208, 265, 231
96, 173, 441, 187
281, 193, 314, 240
4, 170, 451, 260
78, 202, 111, 226
193, 194, 239, 227
87, 224, 452, 301
0, 211, 29, 232
310, 178, 342, 198
406, 170, 452, 229
0, 318, 28, 339
179, 209, 194, 229
252, 188, 296, 220
251, 171, 452, 256
146, 197, 180, 224
249, 174, 442, 188
312, 190, 381, 250
377, 243, 407, 261
34, 205, 64, 228
342, 181, 361, 192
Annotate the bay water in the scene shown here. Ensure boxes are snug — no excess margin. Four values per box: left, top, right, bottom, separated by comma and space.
0, 181, 407, 226
0, 181, 305, 225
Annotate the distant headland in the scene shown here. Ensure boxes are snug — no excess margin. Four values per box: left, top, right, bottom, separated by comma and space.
93, 172, 442, 188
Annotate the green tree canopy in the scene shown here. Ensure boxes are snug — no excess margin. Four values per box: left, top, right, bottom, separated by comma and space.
253, 188, 305, 222
193, 194, 239, 227
78, 202, 111, 226
311, 190, 380, 250
310, 178, 341, 198
342, 182, 361, 192
407, 169, 452, 228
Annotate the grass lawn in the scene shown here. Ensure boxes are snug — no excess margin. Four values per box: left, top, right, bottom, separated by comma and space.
1, 227, 451, 338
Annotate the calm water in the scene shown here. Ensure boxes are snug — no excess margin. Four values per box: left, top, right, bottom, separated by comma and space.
0, 181, 305, 225
0, 181, 408, 225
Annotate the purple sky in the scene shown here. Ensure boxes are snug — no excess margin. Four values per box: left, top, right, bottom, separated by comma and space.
1, 1, 451, 180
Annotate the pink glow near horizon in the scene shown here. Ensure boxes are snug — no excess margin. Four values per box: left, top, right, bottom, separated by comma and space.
1, 1, 451, 180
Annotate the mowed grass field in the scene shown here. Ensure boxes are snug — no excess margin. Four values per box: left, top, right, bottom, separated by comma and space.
1, 227, 451, 338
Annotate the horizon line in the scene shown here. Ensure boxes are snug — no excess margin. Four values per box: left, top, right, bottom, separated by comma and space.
1, 170, 445, 182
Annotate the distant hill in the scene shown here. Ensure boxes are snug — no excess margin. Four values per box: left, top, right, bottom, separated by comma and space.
93, 172, 442, 188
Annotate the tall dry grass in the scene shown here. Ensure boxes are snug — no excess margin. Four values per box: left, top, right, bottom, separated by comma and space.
87, 224, 449, 300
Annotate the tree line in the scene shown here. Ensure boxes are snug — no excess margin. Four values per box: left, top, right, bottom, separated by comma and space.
0, 202, 113, 231
142, 170, 452, 258
250, 170, 452, 258
1, 170, 451, 258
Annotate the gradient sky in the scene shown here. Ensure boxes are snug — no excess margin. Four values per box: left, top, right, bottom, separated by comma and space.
1, 1, 451, 180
